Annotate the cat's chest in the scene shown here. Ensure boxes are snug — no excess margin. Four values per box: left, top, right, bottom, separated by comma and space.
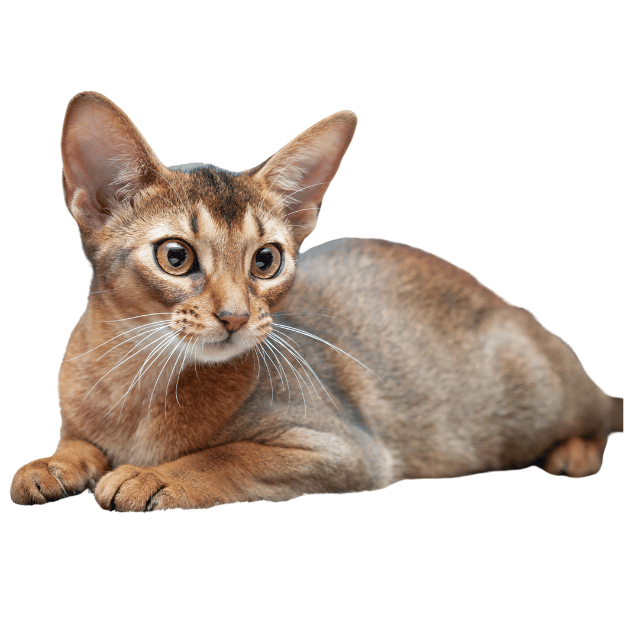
61, 354, 257, 467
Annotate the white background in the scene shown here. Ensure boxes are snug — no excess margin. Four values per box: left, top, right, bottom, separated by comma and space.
2, 2, 622, 623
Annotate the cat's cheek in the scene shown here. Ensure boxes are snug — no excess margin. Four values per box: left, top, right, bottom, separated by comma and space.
253, 273, 295, 311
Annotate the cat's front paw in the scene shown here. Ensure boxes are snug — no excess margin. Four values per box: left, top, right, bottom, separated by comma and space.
95, 465, 197, 512
11, 457, 98, 505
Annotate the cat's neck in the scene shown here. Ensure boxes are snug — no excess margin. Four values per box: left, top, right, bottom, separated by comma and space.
59, 299, 259, 465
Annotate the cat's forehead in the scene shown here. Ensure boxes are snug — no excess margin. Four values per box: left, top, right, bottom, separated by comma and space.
132, 164, 289, 254
166, 163, 258, 229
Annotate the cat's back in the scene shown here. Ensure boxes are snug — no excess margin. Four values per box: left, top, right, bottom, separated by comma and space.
291, 237, 506, 331
275, 238, 596, 477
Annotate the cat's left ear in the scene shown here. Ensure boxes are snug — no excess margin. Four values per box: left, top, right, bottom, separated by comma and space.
253, 111, 357, 244
61, 91, 168, 230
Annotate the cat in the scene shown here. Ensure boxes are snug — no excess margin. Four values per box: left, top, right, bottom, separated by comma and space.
11, 91, 622, 512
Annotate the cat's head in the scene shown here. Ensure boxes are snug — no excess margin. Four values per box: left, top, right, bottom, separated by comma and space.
61, 92, 356, 364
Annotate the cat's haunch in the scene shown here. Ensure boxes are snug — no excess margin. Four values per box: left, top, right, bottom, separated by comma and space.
10, 92, 622, 511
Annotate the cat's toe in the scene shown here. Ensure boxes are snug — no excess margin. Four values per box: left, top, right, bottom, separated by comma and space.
95, 465, 165, 512
11, 458, 84, 505
95, 465, 197, 511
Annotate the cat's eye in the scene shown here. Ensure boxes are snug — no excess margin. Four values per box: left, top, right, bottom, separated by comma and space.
155, 240, 196, 275
251, 244, 282, 279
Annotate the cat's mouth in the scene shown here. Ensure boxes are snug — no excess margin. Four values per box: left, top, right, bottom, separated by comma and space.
184, 329, 255, 365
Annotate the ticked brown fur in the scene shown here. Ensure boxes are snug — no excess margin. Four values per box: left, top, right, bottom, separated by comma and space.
11, 92, 622, 511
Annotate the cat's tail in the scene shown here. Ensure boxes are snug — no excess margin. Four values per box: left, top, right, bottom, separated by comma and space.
609, 396, 623, 433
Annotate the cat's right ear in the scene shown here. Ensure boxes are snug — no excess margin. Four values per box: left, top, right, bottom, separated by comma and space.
252, 111, 357, 245
61, 91, 167, 230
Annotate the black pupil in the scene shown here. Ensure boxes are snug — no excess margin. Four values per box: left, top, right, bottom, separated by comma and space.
167, 245, 187, 268
256, 248, 274, 272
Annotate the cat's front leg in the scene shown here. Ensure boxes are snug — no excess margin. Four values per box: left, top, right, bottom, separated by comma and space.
95, 436, 370, 512
11, 439, 110, 505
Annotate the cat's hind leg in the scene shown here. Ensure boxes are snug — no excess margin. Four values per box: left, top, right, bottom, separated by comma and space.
540, 436, 607, 477
11, 439, 109, 505
538, 397, 621, 477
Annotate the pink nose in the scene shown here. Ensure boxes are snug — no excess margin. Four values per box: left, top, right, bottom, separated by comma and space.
217, 312, 249, 332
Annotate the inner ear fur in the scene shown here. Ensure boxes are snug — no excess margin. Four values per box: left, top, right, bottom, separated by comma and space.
253, 111, 357, 244
61, 91, 168, 230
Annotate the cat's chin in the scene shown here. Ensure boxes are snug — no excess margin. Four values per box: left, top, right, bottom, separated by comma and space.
184, 333, 257, 366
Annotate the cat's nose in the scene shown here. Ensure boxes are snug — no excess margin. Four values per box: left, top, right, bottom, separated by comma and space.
217, 311, 249, 332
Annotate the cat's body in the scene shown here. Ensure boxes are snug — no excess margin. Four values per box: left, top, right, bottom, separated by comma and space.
11, 93, 621, 511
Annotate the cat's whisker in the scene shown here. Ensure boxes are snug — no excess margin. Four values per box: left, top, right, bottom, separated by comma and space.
270, 328, 305, 356
164, 335, 188, 419
112, 336, 177, 423
193, 335, 202, 380
102, 312, 171, 323
271, 312, 348, 322
271, 333, 340, 413
266, 336, 312, 417
85, 329, 175, 400
112, 325, 172, 375
148, 331, 183, 421
270, 335, 319, 404
272, 323, 382, 380
95, 321, 172, 362
251, 345, 260, 376
64, 320, 171, 362
267, 181, 330, 216
175, 338, 195, 407
121, 330, 182, 410
262, 338, 291, 413
269, 334, 326, 412
111, 336, 170, 420
274, 307, 340, 314
256, 345, 274, 405
103, 332, 177, 420
251, 348, 260, 379
260, 340, 286, 391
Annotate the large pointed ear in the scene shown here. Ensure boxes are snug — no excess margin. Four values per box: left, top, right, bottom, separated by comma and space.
61, 91, 168, 230
253, 111, 357, 244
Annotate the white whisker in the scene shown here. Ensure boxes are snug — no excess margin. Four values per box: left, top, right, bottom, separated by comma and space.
193, 336, 202, 380
271, 333, 340, 413
272, 323, 381, 379
148, 332, 183, 421
263, 337, 291, 413
265, 336, 311, 417
96, 321, 172, 361
103, 332, 176, 420
267, 336, 320, 415
64, 320, 170, 362
260, 341, 285, 390
84, 329, 174, 400
256, 345, 274, 405
102, 312, 171, 323
164, 336, 188, 418
175, 338, 195, 407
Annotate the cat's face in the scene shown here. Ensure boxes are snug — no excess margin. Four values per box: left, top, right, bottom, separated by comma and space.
88, 168, 300, 364
61, 93, 356, 364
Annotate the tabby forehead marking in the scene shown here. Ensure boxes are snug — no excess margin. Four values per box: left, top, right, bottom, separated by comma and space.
189, 212, 199, 235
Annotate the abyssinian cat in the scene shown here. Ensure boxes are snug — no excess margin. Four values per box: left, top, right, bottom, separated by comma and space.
11, 92, 622, 512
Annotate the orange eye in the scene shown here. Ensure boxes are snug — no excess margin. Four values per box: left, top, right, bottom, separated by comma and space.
251, 244, 282, 279
155, 240, 196, 275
